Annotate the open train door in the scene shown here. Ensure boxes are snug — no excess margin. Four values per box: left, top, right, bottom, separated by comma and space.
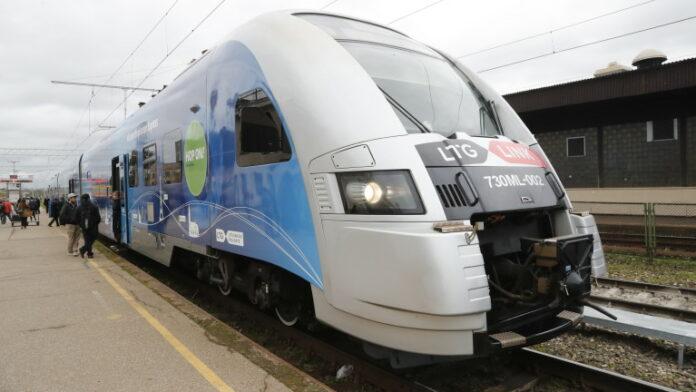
110, 155, 130, 244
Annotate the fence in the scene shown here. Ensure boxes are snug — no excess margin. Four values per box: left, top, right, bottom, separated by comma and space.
570, 201, 696, 259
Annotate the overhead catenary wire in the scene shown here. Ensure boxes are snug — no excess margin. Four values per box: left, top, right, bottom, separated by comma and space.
61, 62, 190, 83
59, 1, 180, 152
94, 0, 179, 97
49, 0, 229, 177
321, 0, 340, 10
478, 14, 696, 73
95, 0, 227, 129
457, 0, 657, 59
387, 0, 445, 25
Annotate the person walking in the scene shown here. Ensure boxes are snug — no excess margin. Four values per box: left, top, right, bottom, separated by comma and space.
55, 197, 64, 226
2, 199, 12, 224
78, 194, 100, 259
0, 199, 6, 224
16, 198, 32, 229
28, 197, 39, 221
60, 193, 80, 256
43, 197, 50, 214
48, 197, 61, 227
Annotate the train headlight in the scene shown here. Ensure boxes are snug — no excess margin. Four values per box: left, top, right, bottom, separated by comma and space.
346, 181, 383, 205
337, 170, 425, 214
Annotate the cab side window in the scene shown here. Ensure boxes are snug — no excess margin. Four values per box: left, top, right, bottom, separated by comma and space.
143, 144, 158, 186
128, 150, 138, 187
236, 89, 291, 167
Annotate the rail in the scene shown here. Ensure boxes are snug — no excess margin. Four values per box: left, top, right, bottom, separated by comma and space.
595, 276, 696, 298
571, 200, 696, 256
516, 349, 678, 392
591, 276, 696, 323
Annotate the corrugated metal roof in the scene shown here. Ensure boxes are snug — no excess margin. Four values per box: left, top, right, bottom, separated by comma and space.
504, 57, 696, 113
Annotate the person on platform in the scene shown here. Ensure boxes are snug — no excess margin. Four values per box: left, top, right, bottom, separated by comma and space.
28, 197, 39, 221
1, 200, 12, 225
60, 193, 80, 256
111, 191, 121, 243
78, 193, 100, 259
55, 196, 64, 226
0, 199, 7, 224
47, 197, 61, 227
16, 198, 32, 229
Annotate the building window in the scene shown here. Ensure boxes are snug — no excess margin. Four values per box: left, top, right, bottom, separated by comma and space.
647, 119, 677, 141
163, 130, 182, 184
128, 150, 138, 187
235, 88, 291, 167
143, 144, 158, 186
566, 136, 585, 157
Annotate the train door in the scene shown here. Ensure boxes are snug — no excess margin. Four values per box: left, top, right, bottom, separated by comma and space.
110, 155, 130, 244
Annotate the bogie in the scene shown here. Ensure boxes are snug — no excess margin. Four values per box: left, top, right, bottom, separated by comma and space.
181, 248, 313, 327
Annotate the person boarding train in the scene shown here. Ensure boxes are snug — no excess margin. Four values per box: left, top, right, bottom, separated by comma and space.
78, 194, 100, 259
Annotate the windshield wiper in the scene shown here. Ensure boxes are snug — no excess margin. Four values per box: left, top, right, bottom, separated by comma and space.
377, 86, 430, 134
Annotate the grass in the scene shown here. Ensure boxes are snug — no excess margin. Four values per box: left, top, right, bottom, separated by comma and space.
604, 252, 696, 287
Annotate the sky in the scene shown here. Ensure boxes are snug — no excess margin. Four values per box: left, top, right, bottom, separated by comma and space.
1, 0, 695, 187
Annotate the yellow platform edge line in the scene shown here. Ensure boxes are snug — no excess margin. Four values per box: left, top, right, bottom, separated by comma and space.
88, 260, 235, 392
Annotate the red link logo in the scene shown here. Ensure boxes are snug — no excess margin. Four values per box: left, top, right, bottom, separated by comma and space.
489, 141, 546, 167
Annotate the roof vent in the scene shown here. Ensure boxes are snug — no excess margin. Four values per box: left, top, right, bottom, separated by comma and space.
632, 49, 667, 69
593, 61, 632, 77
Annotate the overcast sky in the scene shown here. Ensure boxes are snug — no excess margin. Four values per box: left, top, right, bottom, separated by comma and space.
1, 0, 695, 187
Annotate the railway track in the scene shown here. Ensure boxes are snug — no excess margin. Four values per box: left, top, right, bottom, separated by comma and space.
515, 349, 678, 392
99, 240, 678, 392
599, 231, 696, 251
595, 276, 696, 299
590, 277, 696, 323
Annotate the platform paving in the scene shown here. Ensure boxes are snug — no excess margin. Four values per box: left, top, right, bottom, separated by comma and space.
0, 215, 328, 391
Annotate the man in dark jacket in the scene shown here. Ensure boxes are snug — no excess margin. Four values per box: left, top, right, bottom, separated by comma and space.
60, 193, 80, 256
28, 198, 39, 221
78, 194, 101, 258
48, 197, 61, 227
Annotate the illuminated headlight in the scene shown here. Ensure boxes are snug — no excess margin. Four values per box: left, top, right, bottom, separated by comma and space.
336, 170, 425, 214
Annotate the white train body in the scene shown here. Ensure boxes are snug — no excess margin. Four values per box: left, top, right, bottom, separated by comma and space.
71, 11, 608, 366
238, 12, 607, 362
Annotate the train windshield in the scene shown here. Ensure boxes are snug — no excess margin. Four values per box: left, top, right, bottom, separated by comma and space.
341, 41, 500, 137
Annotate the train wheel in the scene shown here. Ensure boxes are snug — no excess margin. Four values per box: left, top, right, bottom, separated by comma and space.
274, 301, 301, 327
217, 259, 233, 296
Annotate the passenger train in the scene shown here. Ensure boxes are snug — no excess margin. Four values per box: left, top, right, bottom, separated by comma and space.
58, 11, 608, 367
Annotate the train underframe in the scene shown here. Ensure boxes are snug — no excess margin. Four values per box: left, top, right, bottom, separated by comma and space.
177, 247, 315, 327
177, 207, 594, 367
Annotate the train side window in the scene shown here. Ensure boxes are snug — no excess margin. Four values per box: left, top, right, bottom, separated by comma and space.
163, 131, 182, 184
143, 144, 158, 186
235, 89, 291, 167
128, 150, 139, 187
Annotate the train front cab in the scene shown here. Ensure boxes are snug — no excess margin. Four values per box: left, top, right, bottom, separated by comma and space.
278, 13, 609, 366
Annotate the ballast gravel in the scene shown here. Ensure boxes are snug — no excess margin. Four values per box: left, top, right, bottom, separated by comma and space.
534, 323, 696, 391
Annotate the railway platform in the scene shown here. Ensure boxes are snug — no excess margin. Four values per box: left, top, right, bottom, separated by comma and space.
0, 216, 328, 392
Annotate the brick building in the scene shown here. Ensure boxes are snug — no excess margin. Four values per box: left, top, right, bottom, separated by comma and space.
503, 52, 696, 188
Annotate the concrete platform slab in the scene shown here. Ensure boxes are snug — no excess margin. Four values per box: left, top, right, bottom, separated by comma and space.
0, 216, 329, 391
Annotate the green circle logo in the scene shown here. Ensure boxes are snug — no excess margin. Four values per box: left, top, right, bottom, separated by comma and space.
184, 120, 207, 197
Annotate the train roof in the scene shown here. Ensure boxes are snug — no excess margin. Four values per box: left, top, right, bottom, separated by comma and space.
82, 10, 533, 167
